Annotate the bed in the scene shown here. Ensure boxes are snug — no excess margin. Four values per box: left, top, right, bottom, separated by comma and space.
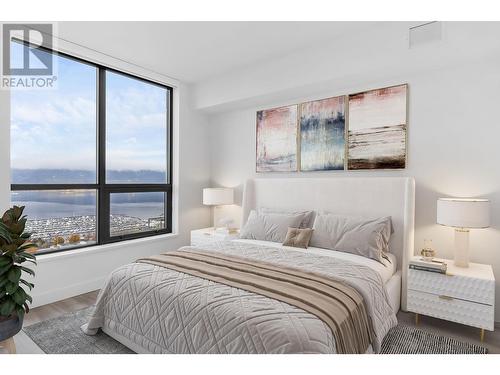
82, 177, 415, 354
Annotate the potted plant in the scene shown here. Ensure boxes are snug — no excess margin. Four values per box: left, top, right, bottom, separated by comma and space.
0, 206, 36, 342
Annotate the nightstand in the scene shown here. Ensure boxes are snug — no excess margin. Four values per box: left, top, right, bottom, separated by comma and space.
407, 256, 495, 341
190, 227, 240, 247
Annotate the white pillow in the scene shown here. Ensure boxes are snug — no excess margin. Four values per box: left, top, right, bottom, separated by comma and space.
258, 208, 315, 228
240, 210, 306, 243
310, 213, 393, 263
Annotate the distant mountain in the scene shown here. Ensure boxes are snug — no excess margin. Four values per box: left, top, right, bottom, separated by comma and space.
11, 169, 167, 184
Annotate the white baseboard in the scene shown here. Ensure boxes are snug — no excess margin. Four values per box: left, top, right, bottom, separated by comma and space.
31, 276, 105, 308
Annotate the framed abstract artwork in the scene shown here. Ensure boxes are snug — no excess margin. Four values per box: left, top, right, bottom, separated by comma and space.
256, 105, 298, 172
300, 95, 346, 171
347, 84, 408, 170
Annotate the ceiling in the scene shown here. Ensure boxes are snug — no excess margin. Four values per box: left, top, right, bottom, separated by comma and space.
58, 22, 378, 83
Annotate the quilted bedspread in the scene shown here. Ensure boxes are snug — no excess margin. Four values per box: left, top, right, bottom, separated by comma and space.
82, 241, 397, 354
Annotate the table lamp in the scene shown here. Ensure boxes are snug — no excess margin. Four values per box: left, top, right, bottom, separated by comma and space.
437, 198, 490, 267
203, 188, 234, 231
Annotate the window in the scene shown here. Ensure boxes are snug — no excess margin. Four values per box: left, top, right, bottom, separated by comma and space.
106, 71, 167, 184
10, 40, 173, 254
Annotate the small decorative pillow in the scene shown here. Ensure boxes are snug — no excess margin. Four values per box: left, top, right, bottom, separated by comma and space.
282, 227, 314, 249
240, 210, 306, 243
310, 213, 393, 263
259, 208, 315, 228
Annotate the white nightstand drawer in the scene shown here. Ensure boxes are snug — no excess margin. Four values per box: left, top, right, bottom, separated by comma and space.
407, 289, 494, 330
408, 269, 495, 305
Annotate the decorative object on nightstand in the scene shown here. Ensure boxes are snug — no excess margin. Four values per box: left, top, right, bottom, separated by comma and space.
203, 187, 235, 233
420, 239, 436, 261
437, 198, 490, 268
190, 227, 240, 247
407, 255, 495, 342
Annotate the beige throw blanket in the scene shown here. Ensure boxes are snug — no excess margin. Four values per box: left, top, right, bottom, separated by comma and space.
137, 249, 373, 354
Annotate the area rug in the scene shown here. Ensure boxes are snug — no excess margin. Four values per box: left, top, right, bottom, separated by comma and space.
23, 307, 133, 354
381, 324, 488, 354
23, 307, 488, 354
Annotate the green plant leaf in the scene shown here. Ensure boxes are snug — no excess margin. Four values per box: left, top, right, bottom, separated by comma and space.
0, 223, 12, 244
5, 281, 18, 295
0, 290, 6, 298
7, 266, 21, 283
11, 219, 26, 235
19, 257, 36, 266
15, 252, 37, 264
0, 264, 11, 277
12, 288, 26, 304
0, 276, 9, 288
20, 279, 34, 290
0, 256, 12, 266
18, 258, 37, 265
17, 247, 37, 258
3, 243, 17, 255
0, 298, 16, 316
20, 266, 35, 277
12, 206, 24, 221
16, 306, 25, 319
2, 211, 12, 225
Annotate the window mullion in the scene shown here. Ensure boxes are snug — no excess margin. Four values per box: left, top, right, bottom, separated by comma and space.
98, 67, 108, 244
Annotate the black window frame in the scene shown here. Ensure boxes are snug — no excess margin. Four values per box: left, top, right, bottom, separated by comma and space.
10, 40, 173, 255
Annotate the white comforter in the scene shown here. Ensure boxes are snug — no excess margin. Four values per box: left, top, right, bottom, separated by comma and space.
82, 241, 397, 353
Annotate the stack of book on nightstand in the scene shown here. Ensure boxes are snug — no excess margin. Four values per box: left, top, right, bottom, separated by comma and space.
409, 258, 447, 274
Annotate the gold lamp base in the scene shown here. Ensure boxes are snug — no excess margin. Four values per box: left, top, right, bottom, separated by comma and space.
454, 228, 470, 268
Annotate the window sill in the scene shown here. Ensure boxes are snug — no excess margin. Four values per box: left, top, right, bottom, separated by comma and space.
36, 232, 179, 264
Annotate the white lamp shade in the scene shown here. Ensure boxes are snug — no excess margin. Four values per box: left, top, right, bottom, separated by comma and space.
203, 188, 234, 206
437, 198, 490, 228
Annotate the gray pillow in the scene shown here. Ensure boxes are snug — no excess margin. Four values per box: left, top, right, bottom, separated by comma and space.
282, 227, 314, 249
259, 208, 315, 228
310, 213, 393, 263
240, 210, 306, 243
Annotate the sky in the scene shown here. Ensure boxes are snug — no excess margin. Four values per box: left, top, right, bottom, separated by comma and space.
10, 42, 168, 175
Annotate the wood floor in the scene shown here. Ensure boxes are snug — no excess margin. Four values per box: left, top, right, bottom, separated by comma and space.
23, 290, 99, 328
5, 291, 500, 354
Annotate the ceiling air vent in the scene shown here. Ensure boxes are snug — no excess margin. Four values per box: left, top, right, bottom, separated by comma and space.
409, 21, 442, 48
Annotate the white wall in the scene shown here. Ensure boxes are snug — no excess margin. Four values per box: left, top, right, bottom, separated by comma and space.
195, 22, 500, 112
205, 28, 500, 321
0, 27, 211, 307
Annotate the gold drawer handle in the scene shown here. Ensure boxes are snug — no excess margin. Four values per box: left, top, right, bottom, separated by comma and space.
439, 295, 454, 301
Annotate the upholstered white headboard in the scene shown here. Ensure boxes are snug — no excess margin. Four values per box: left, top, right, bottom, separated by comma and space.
241, 177, 415, 310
